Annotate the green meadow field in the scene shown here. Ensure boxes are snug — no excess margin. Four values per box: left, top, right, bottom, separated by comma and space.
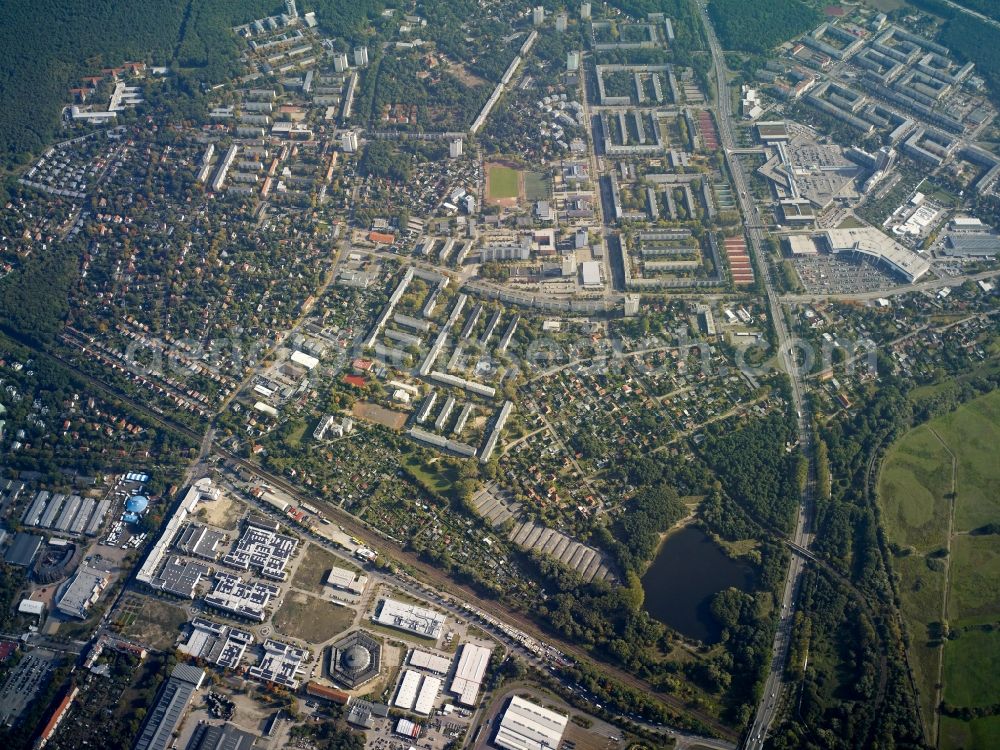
878, 391, 1000, 748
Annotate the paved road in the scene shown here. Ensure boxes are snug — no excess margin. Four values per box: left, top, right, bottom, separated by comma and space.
697, 4, 815, 747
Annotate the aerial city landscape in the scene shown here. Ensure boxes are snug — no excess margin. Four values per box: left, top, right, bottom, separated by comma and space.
0, 0, 997, 749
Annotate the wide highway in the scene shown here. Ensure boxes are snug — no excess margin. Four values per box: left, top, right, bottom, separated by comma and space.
696, 3, 816, 748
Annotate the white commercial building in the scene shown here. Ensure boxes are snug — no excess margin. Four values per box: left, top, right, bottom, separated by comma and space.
291, 350, 319, 370
413, 675, 441, 715
449, 643, 491, 706
494, 695, 568, 750
408, 649, 452, 675
393, 669, 422, 710
580, 260, 602, 288
326, 565, 368, 595
374, 598, 446, 639
821, 227, 930, 282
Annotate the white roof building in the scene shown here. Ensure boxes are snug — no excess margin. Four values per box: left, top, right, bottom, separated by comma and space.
449, 643, 491, 706
374, 598, 446, 639
18, 599, 44, 616
821, 228, 930, 282
494, 695, 568, 750
56, 566, 109, 619
580, 260, 602, 287
291, 350, 319, 370
393, 669, 422, 710
253, 401, 278, 417
413, 675, 441, 715
786, 235, 819, 256
326, 566, 368, 595
408, 649, 452, 674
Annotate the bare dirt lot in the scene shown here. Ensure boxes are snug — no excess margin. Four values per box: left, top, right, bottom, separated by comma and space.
195, 493, 246, 530
352, 402, 408, 430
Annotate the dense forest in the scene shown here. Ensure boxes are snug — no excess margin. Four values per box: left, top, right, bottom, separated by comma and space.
0, 1, 397, 169
606, 483, 687, 573
708, 0, 820, 55
358, 140, 413, 182
699, 410, 801, 533
0, 243, 77, 342
0, 0, 184, 166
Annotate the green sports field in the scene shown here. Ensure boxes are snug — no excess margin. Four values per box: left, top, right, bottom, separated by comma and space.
486, 163, 520, 201
878, 391, 1000, 748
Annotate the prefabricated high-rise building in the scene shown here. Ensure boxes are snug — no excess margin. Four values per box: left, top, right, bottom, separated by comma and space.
624, 294, 641, 317
581, 2, 592, 20
556, 13, 568, 32
342, 130, 359, 153
333, 52, 349, 72
285, 0, 298, 19
354, 46, 369, 66
449, 138, 463, 158
567, 51, 580, 72
533, 6, 545, 26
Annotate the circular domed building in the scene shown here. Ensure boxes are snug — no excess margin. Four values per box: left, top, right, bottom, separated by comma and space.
125, 495, 149, 514
329, 631, 381, 688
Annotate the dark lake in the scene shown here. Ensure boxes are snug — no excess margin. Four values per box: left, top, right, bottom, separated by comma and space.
641, 525, 756, 643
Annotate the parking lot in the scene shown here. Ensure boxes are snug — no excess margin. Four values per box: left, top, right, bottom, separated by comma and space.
792, 253, 900, 294
0, 652, 52, 725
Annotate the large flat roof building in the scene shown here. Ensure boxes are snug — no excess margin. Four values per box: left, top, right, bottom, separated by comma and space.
133, 665, 205, 750
325, 566, 368, 595
4, 532, 42, 567
178, 618, 254, 670
184, 722, 258, 750
942, 234, 1000, 258
820, 227, 930, 282
449, 643, 492, 706
55, 566, 109, 619
176, 524, 225, 560
494, 695, 568, 750
373, 598, 446, 639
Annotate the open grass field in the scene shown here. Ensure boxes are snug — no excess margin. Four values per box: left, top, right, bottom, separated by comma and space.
940, 715, 1000, 750
272, 591, 355, 644
117, 596, 189, 650
292, 542, 354, 595
524, 171, 551, 201
402, 453, 458, 498
879, 425, 951, 552
943, 629, 1000, 708
893, 553, 946, 726
486, 162, 522, 207
932, 392, 1000, 531
879, 390, 1000, 747
948, 534, 1000, 623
